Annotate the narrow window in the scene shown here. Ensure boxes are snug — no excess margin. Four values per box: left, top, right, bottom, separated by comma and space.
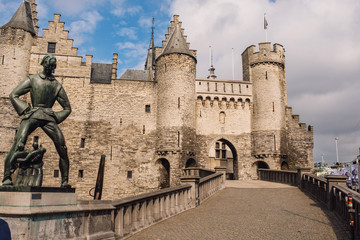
78, 170, 84, 178
246, 85, 248, 88
164, 64, 167, 72
263, 49, 266, 55
178, 131, 180, 147
80, 138, 85, 148
231, 84, 233, 93
266, 71, 268, 79
178, 97, 180, 108
142, 125, 145, 134
199, 82, 201, 85
274, 135, 276, 151
222, 149, 226, 159
127, 171, 133, 179
145, 105, 151, 113
1, 55, 4, 65
54, 170, 59, 178
47, 42, 56, 53
273, 102, 275, 112
207, 82, 210, 91
120, 118, 123, 125
239, 84, 241, 93
215, 83, 218, 91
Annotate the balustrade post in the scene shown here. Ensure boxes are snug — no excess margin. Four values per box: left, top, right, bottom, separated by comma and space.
297, 168, 311, 188
325, 175, 348, 210
180, 176, 200, 208
215, 166, 227, 188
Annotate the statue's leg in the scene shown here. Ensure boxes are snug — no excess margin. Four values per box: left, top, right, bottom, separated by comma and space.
42, 122, 70, 187
2, 119, 39, 185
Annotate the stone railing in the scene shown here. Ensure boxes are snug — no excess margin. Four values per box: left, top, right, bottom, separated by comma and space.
182, 167, 216, 178
259, 168, 360, 239
112, 184, 192, 239
258, 169, 298, 186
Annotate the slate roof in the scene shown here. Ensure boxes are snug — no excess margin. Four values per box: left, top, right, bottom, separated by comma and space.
1, 1, 36, 36
120, 69, 149, 81
158, 25, 196, 62
90, 63, 112, 84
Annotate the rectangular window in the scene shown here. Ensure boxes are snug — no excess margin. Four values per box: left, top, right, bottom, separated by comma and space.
239, 85, 241, 93
54, 170, 59, 178
178, 97, 180, 108
266, 71, 268, 79
142, 125, 145, 134
178, 131, 180, 147
216, 150, 220, 159
222, 150, 226, 159
273, 102, 275, 112
1, 55, 4, 65
80, 138, 85, 148
127, 171, 133, 179
223, 83, 226, 92
215, 83, 218, 91
231, 84, 233, 93
145, 105, 151, 113
207, 82, 210, 91
47, 42, 56, 53
78, 170, 84, 178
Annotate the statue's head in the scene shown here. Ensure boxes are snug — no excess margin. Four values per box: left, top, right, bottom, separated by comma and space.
40, 54, 57, 75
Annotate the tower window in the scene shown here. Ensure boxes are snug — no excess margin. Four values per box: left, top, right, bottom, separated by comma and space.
246, 85, 248, 88
207, 82, 210, 91
223, 83, 226, 92
47, 42, 56, 53
266, 71, 268, 79
54, 170, 59, 178
273, 102, 275, 112
178, 97, 180, 108
120, 118, 123, 125
215, 83, 218, 91
80, 138, 85, 148
178, 131, 180, 147
231, 84, 233, 93
143, 125, 145, 134
1, 55, 4, 65
145, 105, 151, 113
78, 170, 84, 178
239, 85, 241, 93
199, 82, 201, 85
127, 171, 133, 179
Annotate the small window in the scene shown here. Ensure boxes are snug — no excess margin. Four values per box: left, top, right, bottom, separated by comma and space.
54, 170, 59, 178
145, 105, 151, 113
199, 82, 201, 85
80, 138, 85, 148
239, 84, 241, 93
120, 118, 122, 125
47, 42, 56, 53
127, 171, 132, 179
246, 85, 248, 88
223, 83, 226, 92
207, 82, 210, 91
231, 84, 233, 93
142, 125, 145, 134
78, 170, 84, 178
216, 150, 220, 159
215, 83, 218, 91
178, 97, 180, 108
1, 55, 4, 65
266, 71, 268, 79
222, 150, 226, 159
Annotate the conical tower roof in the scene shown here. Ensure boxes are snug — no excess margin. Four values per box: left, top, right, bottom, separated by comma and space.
1, 1, 36, 35
158, 25, 196, 62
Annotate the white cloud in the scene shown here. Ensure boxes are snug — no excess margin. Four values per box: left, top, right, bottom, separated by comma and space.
110, 0, 142, 17
116, 27, 138, 40
69, 11, 103, 45
138, 16, 153, 28
50, 0, 106, 16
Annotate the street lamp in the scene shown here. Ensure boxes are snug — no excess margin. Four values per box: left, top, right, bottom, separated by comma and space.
321, 153, 325, 166
335, 137, 339, 163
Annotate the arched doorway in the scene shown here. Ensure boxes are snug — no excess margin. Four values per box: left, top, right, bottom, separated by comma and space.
185, 158, 197, 168
208, 138, 238, 180
156, 158, 170, 189
281, 161, 289, 170
251, 160, 269, 179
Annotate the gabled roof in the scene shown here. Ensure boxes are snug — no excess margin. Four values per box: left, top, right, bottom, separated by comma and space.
158, 25, 196, 62
1, 1, 36, 35
120, 69, 149, 81
91, 63, 112, 84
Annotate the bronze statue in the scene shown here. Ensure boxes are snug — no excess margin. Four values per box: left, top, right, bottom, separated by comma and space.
2, 54, 71, 187
12, 136, 46, 187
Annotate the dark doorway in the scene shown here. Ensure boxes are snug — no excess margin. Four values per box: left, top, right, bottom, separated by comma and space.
257, 161, 270, 169
185, 158, 197, 168
281, 161, 289, 170
156, 158, 170, 189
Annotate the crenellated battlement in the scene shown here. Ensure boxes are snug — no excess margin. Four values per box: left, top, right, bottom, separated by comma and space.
242, 42, 285, 68
196, 96, 251, 110
286, 107, 313, 133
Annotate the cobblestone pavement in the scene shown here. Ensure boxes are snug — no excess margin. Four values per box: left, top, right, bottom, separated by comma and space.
126, 180, 351, 240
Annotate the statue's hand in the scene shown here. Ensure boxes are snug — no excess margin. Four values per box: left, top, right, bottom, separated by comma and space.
23, 103, 31, 115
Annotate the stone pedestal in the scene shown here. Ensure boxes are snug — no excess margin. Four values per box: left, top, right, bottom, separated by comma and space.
0, 186, 116, 240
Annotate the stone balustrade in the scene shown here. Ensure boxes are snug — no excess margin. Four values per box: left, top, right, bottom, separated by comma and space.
112, 184, 192, 238
259, 168, 360, 239
182, 167, 216, 178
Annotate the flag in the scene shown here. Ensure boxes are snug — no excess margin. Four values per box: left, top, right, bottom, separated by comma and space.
264, 14, 268, 30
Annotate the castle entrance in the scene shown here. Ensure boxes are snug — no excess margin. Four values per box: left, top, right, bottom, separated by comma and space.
208, 139, 238, 180
156, 158, 170, 189
251, 161, 270, 179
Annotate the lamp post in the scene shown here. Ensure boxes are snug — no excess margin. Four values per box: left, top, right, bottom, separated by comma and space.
321, 153, 325, 167
335, 137, 339, 163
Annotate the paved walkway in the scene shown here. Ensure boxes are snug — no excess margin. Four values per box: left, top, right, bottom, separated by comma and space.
127, 180, 351, 240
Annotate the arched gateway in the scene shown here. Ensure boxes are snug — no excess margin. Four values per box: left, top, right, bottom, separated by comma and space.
208, 138, 239, 180
156, 158, 170, 189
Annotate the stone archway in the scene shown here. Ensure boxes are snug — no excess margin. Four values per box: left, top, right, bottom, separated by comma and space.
185, 158, 197, 168
208, 138, 239, 180
156, 158, 170, 189
251, 160, 270, 179
281, 161, 289, 170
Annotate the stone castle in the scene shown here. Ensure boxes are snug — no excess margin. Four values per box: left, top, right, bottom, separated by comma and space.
0, 1, 313, 199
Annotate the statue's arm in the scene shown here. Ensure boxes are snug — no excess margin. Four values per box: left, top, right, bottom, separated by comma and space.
9, 78, 31, 116
54, 87, 71, 124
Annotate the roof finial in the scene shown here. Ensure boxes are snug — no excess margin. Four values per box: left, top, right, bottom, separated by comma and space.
207, 46, 217, 79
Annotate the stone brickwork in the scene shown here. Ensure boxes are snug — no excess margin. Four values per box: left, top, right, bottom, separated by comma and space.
0, 3, 313, 200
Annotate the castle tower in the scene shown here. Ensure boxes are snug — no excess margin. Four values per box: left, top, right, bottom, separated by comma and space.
242, 43, 287, 159
0, 0, 36, 98
155, 16, 197, 183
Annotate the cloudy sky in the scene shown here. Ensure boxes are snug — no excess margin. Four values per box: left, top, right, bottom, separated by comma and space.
1, 0, 359, 165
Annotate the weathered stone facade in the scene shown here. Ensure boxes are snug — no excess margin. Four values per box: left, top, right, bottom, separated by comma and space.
0, 1, 313, 200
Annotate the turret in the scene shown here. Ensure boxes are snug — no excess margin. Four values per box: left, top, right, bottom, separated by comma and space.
242, 42, 287, 156
0, 0, 35, 98
155, 15, 197, 182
